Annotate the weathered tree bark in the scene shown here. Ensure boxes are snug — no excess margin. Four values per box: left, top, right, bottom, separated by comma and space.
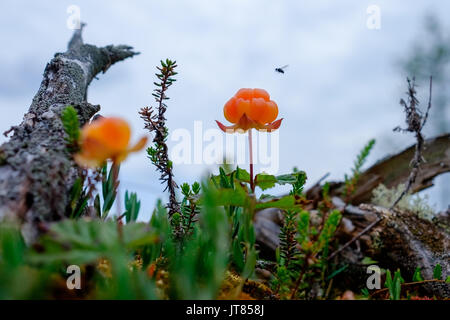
358, 204, 450, 297
0, 26, 138, 240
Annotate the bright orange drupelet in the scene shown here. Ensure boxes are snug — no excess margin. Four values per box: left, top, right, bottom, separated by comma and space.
75, 117, 147, 167
217, 88, 282, 133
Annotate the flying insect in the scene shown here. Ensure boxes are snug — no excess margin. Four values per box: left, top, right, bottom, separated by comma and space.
275, 65, 289, 74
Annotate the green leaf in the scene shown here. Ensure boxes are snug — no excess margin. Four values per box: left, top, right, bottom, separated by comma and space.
254, 173, 277, 190
326, 264, 348, 280
255, 195, 302, 210
235, 167, 250, 183
361, 288, 369, 297
61, 105, 80, 149
361, 257, 378, 265
31, 220, 158, 265
124, 191, 141, 223
344, 139, 375, 196
216, 185, 249, 207
241, 246, 257, 280
412, 267, 424, 282
275, 174, 298, 185
0, 224, 26, 268
297, 210, 310, 245
385, 269, 394, 299
433, 264, 442, 280
317, 210, 342, 252
232, 239, 245, 271
192, 182, 201, 194
445, 276, 450, 283
385, 269, 404, 300
394, 276, 401, 300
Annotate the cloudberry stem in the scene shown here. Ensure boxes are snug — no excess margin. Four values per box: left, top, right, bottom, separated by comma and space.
248, 129, 255, 193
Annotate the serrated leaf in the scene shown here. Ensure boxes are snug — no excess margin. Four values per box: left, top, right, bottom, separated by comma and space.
255, 195, 301, 210
275, 174, 298, 184
235, 167, 250, 183
254, 173, 277, 190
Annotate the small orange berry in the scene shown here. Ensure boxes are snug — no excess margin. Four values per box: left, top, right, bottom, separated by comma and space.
75, 117, 147, 167
217, 88, 282, 133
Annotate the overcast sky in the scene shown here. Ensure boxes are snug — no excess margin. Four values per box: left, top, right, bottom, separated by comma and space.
0, 1, 449, 220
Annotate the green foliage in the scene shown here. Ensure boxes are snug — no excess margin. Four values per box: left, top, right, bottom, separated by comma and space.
0, 223, 51, 299
209, 167, 260, 280
93, 163, 119, 219
231, 207, 257, 280
179, 182, 201, 237
213, 167, 307, 194
271, 177, 342, 299
289, 167, 307, 196
412, 267, 424, 282
278, 210, 298, 270
344, 139, 375, 200
30, 219, 158, 265
68, 177, 89, 219
139, 200, 172, 267
140, 59, 179, 216
124, 191, 141, 223
33, 219, 159, 299
384, 269, 404, 300
169, 181, 230, 299
433, 264, 442, 280
377, 265, 447, 300
61, 105, 81, 152
317, 210, 341, 254
361, 288, 370, 298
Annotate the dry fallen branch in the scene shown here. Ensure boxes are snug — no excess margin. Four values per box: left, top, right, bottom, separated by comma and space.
305, 133, 450, 205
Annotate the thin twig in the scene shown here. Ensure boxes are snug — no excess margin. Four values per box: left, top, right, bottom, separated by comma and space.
328, 216, 381, 260
391, 76, 432, 210
290, 254, 310, 299
370, 279, 445, 298
313, 172, 331, 188
421, 76, 433, 131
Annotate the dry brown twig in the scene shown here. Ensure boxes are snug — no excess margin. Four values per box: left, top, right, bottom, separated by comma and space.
328, 76, 433, 260
391, 76, 432, 209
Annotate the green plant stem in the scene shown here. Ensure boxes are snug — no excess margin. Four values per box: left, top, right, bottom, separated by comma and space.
290, 253, 311, 299
248, 129, 254, 193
